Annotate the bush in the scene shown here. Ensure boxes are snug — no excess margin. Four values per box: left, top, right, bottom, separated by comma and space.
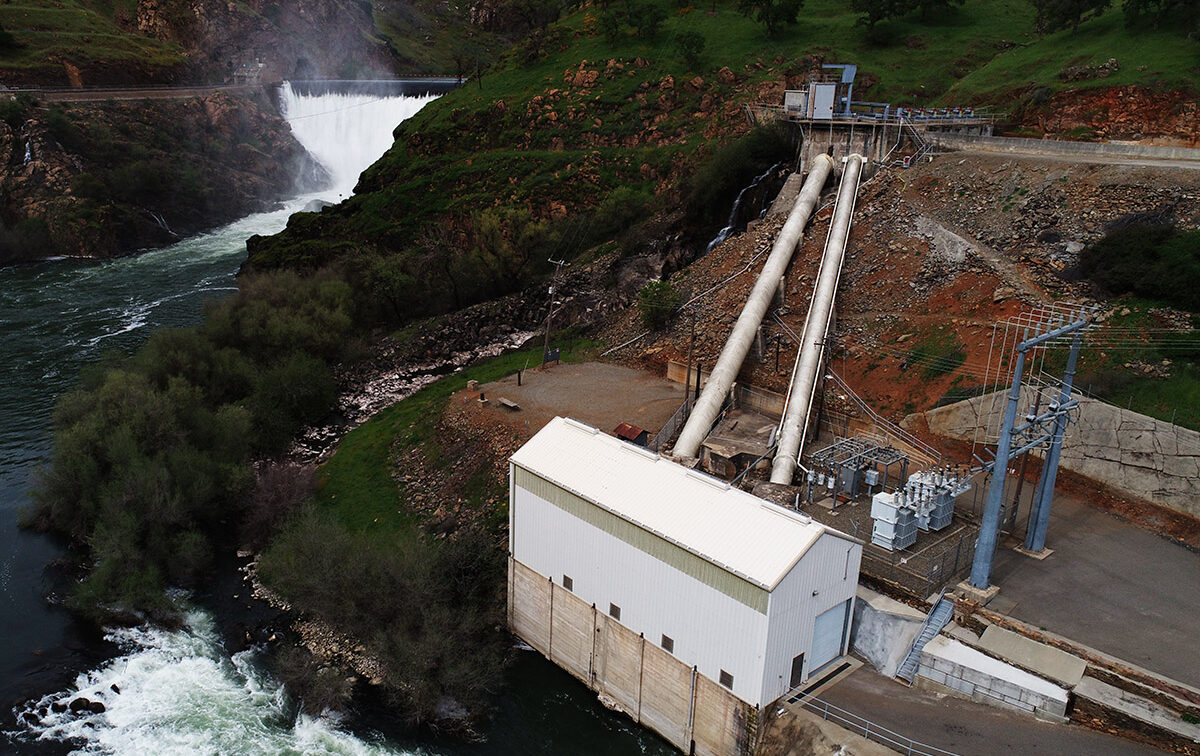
1080, 224, 1200, 310
0, 93, 32, 128
638, 279, 682, 329
674, 31, 706, 69
258, 511, 510, 725
0, 22, 17, 52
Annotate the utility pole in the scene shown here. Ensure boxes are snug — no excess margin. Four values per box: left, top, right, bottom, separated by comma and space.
542, 258, 567, 367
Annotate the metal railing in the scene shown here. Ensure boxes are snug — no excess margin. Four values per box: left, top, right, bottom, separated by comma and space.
797, 693, 962, 756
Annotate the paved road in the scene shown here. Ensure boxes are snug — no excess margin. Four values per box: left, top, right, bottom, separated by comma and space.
987, 487, 1200, 689
818, 666, 1165, 755
27, 85, 250, 102
945, 145, 1200, 171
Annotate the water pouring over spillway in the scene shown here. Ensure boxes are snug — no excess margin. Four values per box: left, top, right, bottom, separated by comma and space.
278, 83, 440, 196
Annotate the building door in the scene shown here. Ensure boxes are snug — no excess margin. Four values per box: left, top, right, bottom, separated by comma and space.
810, 599, 850, 674
789, 653, 805, 689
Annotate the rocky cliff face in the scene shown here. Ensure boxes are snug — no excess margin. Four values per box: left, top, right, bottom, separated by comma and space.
1020, 86, 1199, 146
133, 0, 396, 84
0, 89, 323, 262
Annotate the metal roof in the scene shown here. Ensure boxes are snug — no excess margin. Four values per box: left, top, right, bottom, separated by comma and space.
510, 417, 854, 591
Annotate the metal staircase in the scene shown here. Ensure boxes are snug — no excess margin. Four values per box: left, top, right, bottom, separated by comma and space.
891, 118, 933, 167
896, 591, 955, 683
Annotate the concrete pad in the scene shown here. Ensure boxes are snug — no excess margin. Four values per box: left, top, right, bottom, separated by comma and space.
1013, 545, 1054, 560
1075, 676, 1200, 742
956, 580, 1000, 606
978, 625, 1086, 688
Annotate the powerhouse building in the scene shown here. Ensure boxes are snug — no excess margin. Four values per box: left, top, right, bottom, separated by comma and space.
508, 417, 863, 753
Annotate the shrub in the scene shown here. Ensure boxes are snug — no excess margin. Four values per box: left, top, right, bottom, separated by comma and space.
0, 22, 17, 52
638, 279, 682, 329
1080, 224, 1200, 310
674, 31, 706, 69
0, 93, 32, 128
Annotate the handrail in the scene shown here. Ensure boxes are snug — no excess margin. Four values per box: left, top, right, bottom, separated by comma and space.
796, 691, 962, 756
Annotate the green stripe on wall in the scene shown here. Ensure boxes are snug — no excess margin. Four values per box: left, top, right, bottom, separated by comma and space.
514, 466, 768, 614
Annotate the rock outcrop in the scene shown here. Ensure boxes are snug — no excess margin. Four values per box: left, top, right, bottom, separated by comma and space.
0, 89, 322, 262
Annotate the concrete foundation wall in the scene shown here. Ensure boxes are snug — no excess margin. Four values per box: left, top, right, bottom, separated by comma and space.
931, 132, 1200, 162
509, 558, 758, 755
915, 389, 1200, 517
849, 586, 925, 679
916, 636, 1069, 722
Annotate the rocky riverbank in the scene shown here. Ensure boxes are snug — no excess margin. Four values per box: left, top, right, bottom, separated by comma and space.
0, 87, 322, 263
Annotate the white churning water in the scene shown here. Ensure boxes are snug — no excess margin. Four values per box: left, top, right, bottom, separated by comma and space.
278, 83, 440, 196
11, 603, 418, 755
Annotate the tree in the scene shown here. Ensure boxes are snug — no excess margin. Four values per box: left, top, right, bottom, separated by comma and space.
1029, 0, 1112, 33
628, 0, 668, 41
638, 280, 682, 329
737, 0, 804, 36
912, 0, 964, 22
0, 22, 16, 52
850, 0, 907, 29
674, 31, 706, 69
1123, 0, 1199, 34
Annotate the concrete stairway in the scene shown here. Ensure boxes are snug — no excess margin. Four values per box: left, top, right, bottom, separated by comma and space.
896, 593, 955, 683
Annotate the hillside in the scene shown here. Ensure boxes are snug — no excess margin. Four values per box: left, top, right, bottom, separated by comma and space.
245, 0, 1198, 319
0, 0, 397, 86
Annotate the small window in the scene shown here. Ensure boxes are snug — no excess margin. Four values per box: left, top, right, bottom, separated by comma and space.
609, 603, 621, 621
661, 635, 674, 653
719, 670, 734, 689
562, 575, 573, 591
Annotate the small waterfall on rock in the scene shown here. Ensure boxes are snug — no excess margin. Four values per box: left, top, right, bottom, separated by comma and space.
704, 162, 785, 254
23, 139, 31, 165
279, 83, 440, 197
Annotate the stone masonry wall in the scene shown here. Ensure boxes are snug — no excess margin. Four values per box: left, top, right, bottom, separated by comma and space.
914, 389, 1200, 518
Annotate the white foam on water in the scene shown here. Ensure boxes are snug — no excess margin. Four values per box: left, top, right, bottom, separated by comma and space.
10, 605, 424, 755
279, 84, 439, 195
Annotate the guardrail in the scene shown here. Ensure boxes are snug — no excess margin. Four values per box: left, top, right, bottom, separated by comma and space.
797, 693, 962, 756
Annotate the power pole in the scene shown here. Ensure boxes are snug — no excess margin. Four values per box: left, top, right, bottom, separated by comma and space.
542, 258, 567, 366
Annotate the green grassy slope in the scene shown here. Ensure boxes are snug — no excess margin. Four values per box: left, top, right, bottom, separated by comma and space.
0, 2, 184, 75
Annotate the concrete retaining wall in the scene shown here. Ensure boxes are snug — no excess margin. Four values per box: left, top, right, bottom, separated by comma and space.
931, 132, 1200, 162
915, 389, 1200, 517
509, 558, 757, 755
916, 636, 1069, 722
848, 586, 925, 679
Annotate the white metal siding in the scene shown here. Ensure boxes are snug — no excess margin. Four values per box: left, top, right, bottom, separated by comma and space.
759, 533, 861, 705
512, 478, 771, 705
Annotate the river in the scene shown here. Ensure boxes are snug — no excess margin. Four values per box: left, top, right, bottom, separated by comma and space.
1, 85, 673, 755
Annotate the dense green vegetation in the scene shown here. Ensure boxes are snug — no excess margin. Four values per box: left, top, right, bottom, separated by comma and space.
1081, 224, 1200, 311
257, 340, 595, 720
30, 269, 358, 621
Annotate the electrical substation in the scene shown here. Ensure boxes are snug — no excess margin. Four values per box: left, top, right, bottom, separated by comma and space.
497, 64, 1200, 756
